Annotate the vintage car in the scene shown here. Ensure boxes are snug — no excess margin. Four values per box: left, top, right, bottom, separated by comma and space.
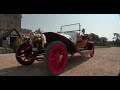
15, 23, 94, 75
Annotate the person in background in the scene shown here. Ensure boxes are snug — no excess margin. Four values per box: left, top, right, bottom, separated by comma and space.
82, 28, 85, 35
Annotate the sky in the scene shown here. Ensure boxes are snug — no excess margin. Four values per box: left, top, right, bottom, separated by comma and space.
21, 14, 120, 41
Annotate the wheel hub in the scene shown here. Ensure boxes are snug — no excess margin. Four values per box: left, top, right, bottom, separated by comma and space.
58, 55, 63, 62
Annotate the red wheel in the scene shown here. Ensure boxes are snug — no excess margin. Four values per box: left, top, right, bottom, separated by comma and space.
87, 43, 94, 57
44, 41, 68, 75
16, 44, 35, 65
90, 45, 94, 57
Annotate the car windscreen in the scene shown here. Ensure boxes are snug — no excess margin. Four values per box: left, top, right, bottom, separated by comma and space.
64, 31, 77, 44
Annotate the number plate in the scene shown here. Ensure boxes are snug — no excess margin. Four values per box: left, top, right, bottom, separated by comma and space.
32, 48, 38, 51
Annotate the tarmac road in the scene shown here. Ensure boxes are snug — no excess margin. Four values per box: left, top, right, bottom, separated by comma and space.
0, 47, 120, 76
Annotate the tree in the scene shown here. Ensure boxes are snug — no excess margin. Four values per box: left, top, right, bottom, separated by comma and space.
89, 33, 108, 46
113, 33, 120, 40
99, 37, 108, 46
89, 33, 100, 41
89, 33, 100, 45
113, 33, 120, 46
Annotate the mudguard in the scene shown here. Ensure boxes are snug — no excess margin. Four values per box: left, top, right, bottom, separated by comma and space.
44, 32, 78, 53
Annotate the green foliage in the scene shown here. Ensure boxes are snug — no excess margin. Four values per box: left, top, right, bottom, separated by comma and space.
95, 46, 111, 48
112, 33, 120, 46
113, 33, 120, 40
99, 37, 108, 46
89, 33, 100, 41
89, 33, 108, 46
12, 37, 21, 52
0, 47, 11, 50
89, 32, 120, 46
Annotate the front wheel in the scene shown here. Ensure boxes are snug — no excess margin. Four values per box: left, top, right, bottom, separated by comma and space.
44, 41, 68, 76
16, 43, 35, 65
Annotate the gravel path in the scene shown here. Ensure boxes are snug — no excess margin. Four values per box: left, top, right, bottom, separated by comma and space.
0, 47, 120, 76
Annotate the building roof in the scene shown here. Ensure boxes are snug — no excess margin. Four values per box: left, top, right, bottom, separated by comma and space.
19, 28, 32, 35
0, 28, 21, 40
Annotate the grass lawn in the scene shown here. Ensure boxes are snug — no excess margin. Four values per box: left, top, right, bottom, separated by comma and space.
0, 47, 12, 50
95, 46, 111, 48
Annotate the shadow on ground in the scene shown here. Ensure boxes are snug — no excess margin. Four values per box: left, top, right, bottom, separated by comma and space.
62, 56, 90, 74
0, 56, 90, 76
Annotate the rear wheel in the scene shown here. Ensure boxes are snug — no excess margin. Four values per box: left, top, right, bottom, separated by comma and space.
16, 44, 35, 65
87, 43, 94, 57
90, 45, 94, 57
44, 41, 68, 76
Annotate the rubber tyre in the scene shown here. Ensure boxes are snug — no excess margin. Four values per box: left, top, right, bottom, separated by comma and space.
44, 41, 68, 76
16, 43, 35, 65
88, 44, 94, 57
